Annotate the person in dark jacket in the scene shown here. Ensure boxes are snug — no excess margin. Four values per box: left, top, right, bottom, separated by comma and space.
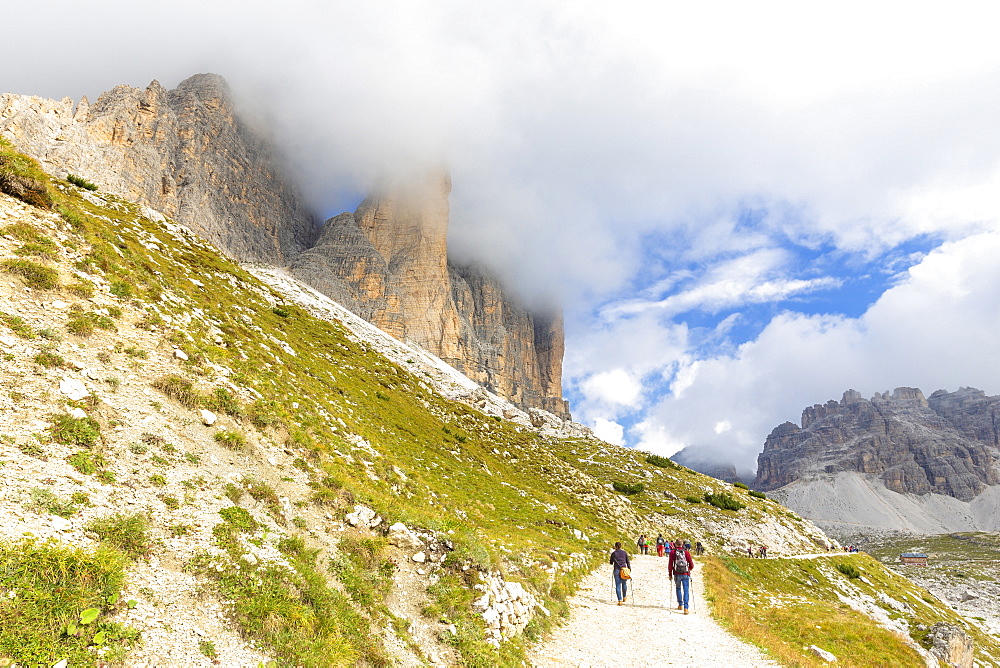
610, 542, 631, 605
668, 541, 694, 614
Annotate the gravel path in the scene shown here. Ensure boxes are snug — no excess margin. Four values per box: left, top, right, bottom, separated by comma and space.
529, 555, 780, 667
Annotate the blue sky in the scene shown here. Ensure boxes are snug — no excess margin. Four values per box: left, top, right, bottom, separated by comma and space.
7, 0, 1000, 477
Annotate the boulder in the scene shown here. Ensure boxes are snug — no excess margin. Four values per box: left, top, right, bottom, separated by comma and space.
928, 622, 974, 668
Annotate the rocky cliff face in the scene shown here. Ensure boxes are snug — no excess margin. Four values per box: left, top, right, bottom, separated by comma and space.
290, 173, 570, 418
1, 76, 569, 417
0, 74, 318, 264
756, 387, 1000, 501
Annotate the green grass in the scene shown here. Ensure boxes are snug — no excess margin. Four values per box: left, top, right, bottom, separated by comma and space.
0, 258, 58, 289
66, 174, 99, 191
702, 553, 1000, 666
0, 538, 139, 665
49, 413, 101, 447
84, 513, 152, 561
0, 138, 53, 208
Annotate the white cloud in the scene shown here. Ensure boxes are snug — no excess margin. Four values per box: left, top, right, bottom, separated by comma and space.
636, 230, 1000, 475
591, 418, 625, 446
580, 369, 643, 408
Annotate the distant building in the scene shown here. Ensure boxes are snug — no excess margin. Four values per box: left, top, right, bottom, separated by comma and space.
899, 553, 929, 565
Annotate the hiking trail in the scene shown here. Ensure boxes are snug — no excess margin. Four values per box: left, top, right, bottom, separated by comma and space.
529, 554, 779, 667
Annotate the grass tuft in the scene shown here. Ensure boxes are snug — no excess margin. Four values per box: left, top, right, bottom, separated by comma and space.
85, 513, 152, 561
1, 258, 58, 289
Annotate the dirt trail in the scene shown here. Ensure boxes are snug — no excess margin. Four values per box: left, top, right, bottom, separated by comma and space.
529, 554, 779, 667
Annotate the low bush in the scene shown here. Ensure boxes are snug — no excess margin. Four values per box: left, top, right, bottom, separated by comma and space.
684, 495, 703, 504
66, 173, 98, 191
0, 140, 53, 208
1, 258, 58, 289
49, 413, 101, 447
749, 490, 767, 500
612, 481, 645, 495
644, 453, 680, 469
33, 350, 67, 368
214, 430, 246, 450
704, 491, 745, 511
734, 481, 749, 490
85, 513, 152, 561
837, 562, 861, 579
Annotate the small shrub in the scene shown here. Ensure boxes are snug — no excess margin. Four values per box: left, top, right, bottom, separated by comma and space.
67, 451, 104, 475
151, 374, 201, 409
85, 513, 151, 560
129, 442, 148, 455
184, 451, 200, 464
612, 481, 645, 495
169, 523, 193, 537
749, 490, 767, 500
34, 350, 66, 368
27, 487, 77, 517
65, 281, 96, 298
0, 311, 36, 338
109, 280, 133, 299
0, 145, 53, 208
242, 476, 283, 521
214, 430, 246, 450
199, 640, 218, 659
219, 506, 259, 532
66, 173, 99, 191
223, 482, 244, 504
149, 474, 167, 486
1, 258, 58, 289
704, 491, 745, 511
837, 562, 862, 579
644, 453, 680, 469
49, 413, 101, 447
97, 470, 117, 484
162, 496, 180, 510
734, 482, 749, 490
272, 306, 290, 318
684, 495, 703, 504
205, 386, 242, 417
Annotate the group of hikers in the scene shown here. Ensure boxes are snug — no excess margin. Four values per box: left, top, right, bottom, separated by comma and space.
746, 544, 768, 558
610, 535, 700, 613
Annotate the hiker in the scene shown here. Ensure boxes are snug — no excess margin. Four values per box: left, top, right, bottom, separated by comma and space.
695, 541, 704, 556
669, 539, 694, 614
656, 534, 666, 557
610, 542, 631, 605
637, 534, 648, 555
760, 545, 768, 558
747, 545, 753, 558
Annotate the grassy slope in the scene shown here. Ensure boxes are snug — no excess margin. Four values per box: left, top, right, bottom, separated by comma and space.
2, 140, 996, 665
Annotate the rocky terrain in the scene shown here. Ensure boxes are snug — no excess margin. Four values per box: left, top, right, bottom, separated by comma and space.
757, 387, 1000, 534
0, 76, 569, 418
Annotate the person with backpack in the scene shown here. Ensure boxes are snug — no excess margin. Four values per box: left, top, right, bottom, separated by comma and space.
610, 542, 632, 605
637, 534, 648, 555
669, 539, 694, 614
656, 534, 666, 557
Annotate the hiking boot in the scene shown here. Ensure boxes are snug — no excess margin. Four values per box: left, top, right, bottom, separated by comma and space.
684, 608, 689, 614
677, 605, 683, 610
617, 601, 623, 606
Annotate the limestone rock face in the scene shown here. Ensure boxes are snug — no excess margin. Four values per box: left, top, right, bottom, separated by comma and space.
290, 173, 569, 418
756, 387, 1000, 500
0, 74, 318, 264
2, 75, 568, 417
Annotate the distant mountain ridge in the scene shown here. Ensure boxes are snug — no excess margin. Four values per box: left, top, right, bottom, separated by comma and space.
0, 74, 568, 418
757, 387, 1000, 534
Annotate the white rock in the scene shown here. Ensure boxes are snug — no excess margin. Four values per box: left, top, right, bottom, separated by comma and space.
50, 516, 72, 532
200, 410, 217, 426
52, 660, 68, 668
411, 551, 426, 563
68, 407, 87, 419
345, 504, 378, 528
241, 553, 258, 566
808, 645, 838, 663
267, 456, 277, 466
59, 377, 89, 401
173, 348, 189, 361
388, 522, 424, 549
0, 334, 17, 347
482, 608, 500, 625
473, 593, 491, 610
51, 300, 69, 309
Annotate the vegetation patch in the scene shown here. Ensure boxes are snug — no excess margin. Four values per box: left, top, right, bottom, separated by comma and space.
0, 538, 139, 666
611, 481, 645, 495
703, 491, 745, 511
1, 258, 59, 289
85, 513, 152, 561
49, 413, 101, 447
0, 138, 53, 208
66, 174, 99, 191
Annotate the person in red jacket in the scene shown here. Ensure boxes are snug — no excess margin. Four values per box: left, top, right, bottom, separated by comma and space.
668, 540, 694, 614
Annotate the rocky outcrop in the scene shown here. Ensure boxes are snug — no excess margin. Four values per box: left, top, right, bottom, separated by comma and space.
670, 446, 747, 484
0, 75, 318, 264
756, 387, 1000, 500
1, 76, 569, 417
289, 172, 570, 418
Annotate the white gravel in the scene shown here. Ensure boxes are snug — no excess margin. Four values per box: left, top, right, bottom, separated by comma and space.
529, 555, 779, 667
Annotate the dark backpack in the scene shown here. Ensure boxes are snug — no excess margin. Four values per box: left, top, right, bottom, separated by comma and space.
673, 551, 690, 575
